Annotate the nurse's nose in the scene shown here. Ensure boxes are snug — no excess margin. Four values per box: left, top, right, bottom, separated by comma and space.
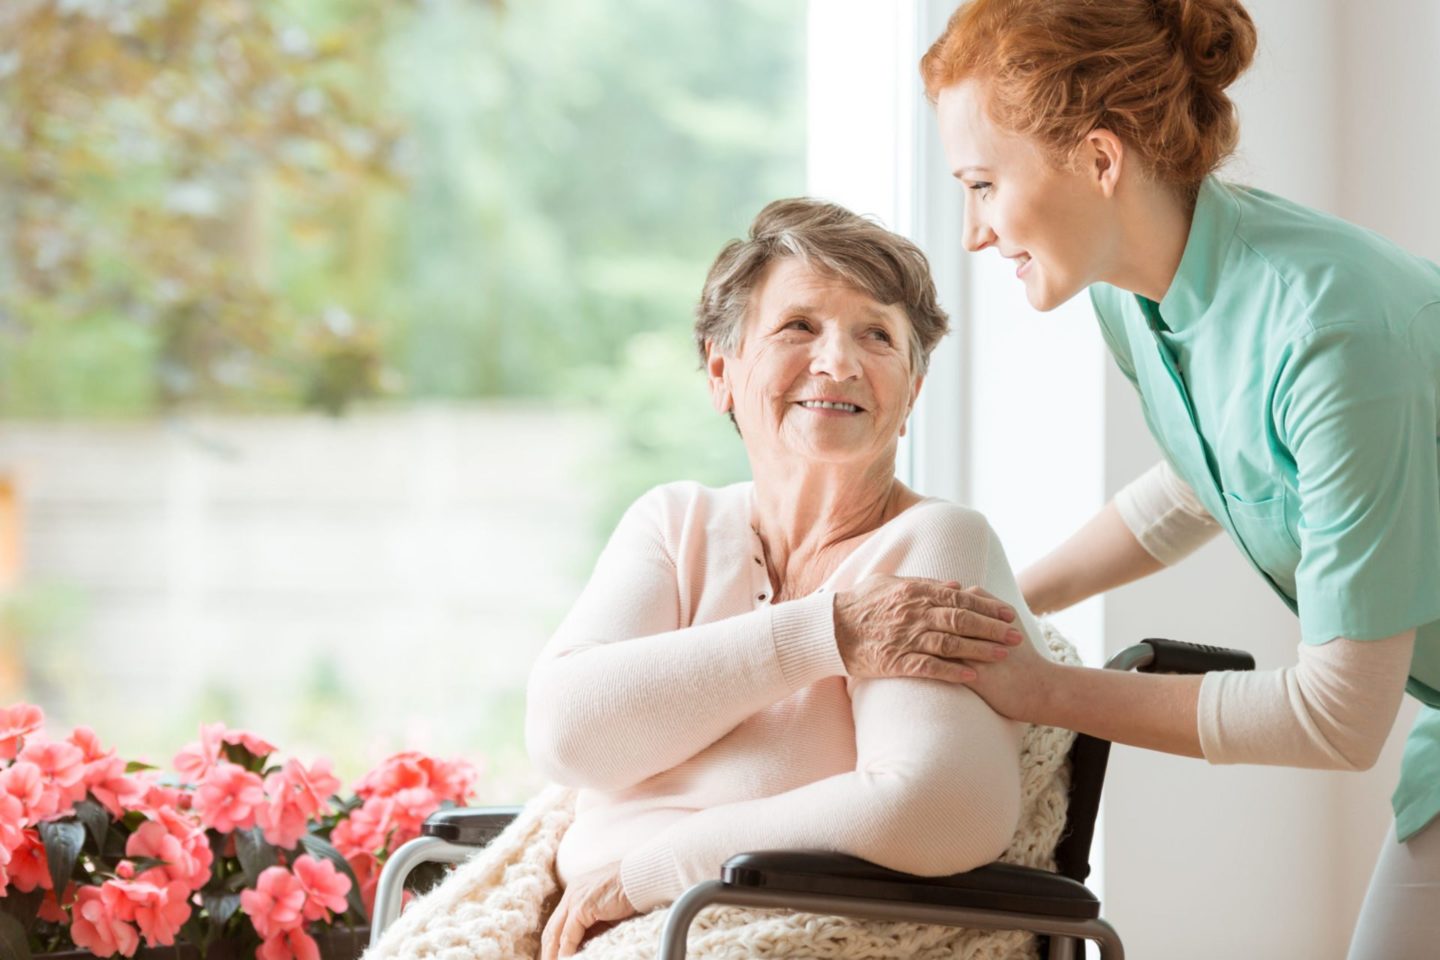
963, 198, 997, 253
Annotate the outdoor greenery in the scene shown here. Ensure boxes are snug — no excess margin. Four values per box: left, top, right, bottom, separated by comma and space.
0, 0, 806, 781
0, 0, 803, 422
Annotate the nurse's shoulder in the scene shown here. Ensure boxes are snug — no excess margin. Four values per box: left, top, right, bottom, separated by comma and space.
1226, 183, 1440, 338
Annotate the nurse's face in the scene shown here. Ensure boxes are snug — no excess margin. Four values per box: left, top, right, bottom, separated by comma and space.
935, 81, 1115, 312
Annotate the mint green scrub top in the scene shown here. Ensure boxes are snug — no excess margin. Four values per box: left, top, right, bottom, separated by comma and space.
1091, 177, 1440, 841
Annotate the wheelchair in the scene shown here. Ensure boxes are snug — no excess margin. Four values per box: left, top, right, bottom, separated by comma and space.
370, 637, 1253, 960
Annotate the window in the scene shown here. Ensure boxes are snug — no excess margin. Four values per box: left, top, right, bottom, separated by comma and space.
0, 0, 808, 799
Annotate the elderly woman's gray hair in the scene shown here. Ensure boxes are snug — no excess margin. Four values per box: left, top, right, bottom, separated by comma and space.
695, 198, 950, 375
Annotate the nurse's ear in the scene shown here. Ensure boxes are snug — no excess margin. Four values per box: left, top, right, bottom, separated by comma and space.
1080, 128, 1126, 199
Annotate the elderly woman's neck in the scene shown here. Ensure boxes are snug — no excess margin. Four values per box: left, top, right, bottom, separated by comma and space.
750, 460, 920, 589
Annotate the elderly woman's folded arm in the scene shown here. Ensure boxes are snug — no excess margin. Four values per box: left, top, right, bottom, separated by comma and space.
616, 676, 1024, 912
525, 491, 847, 792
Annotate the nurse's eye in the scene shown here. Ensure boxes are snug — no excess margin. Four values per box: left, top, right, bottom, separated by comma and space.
968, 181, 993, 198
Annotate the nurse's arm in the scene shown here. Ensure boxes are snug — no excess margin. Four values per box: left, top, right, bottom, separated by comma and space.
1007, 629, 1412, 770
1019, 461, 1218, 614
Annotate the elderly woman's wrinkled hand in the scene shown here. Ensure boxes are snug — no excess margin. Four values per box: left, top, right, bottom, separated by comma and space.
541, 862, 636, 960
833, 574, 1023, 683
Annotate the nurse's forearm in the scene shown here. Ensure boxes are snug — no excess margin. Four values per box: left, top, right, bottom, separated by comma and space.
1033, 661, 1204, 757
1017, 502, 1165, 615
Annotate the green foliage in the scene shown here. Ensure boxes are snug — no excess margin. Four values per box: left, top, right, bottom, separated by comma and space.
0, 0, 407, 415
0, 0, 805, 416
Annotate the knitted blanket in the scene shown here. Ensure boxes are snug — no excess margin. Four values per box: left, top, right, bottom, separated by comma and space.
365, 623, 1081, 960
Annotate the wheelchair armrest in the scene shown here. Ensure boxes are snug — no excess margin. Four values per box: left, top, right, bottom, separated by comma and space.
421, 806, 523, 846
720, 850, 1100, 921
1107, 638, 1254, 674
1137, 638, 1255, 674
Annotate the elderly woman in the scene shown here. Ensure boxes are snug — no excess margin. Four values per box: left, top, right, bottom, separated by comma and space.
525, 198, 1044, 960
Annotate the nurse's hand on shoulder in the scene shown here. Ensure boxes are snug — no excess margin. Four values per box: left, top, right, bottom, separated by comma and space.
963, 624, 1053, 722
541, 862, 636, 960
834, 574, 1024, 684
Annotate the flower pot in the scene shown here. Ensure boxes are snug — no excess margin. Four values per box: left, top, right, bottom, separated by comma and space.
33, 926, 370, 960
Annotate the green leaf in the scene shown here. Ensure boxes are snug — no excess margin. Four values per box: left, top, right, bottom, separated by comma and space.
234, 827, 278, 886
73, 798, 111, 852
37, 820, 85, 900
299, 833, 366, 919
125, 856, 171, 874
0, 889, 43, 933
179, 914, 208, 951
202, 892, 242, 931
123, 760, 158, 774
0, 910, 30, 960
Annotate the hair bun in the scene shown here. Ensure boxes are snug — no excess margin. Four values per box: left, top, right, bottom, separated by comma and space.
1160, 0, 1257, 90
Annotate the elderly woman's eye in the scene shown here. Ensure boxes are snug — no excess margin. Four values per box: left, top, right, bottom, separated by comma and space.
869, 328, 894, 344
783, 318, 813, 332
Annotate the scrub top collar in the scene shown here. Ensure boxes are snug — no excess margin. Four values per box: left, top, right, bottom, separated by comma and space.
1143, 175, 1244, 333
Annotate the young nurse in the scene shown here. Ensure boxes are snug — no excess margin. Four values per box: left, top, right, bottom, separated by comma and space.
915, 0, 1440, 955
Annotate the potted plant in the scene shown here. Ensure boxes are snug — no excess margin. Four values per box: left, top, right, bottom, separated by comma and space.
0, 704, 476, 959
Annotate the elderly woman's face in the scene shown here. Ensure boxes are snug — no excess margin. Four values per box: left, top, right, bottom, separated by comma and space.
708, 258, 921, 464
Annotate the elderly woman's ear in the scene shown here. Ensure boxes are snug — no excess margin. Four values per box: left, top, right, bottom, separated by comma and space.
900, 375, 923, 437
705, 340, 733, 415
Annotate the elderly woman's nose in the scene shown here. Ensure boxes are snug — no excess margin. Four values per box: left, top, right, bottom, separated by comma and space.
809, 328, 863, 380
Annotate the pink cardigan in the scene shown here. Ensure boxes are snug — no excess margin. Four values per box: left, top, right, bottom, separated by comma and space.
524, 481, 1041, 911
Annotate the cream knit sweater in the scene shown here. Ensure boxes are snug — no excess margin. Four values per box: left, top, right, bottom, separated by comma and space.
525, 481, 1053, 912
365, 621, 1081, 960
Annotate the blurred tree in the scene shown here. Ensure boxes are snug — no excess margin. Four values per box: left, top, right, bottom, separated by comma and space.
0, 0, 804, 419
0, 0, 407, 414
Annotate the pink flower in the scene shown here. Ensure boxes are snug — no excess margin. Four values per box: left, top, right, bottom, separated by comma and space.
0, 759, 61, 823
0, 703, 44, 761
256, 759, 340, 849
0, 784, 25, 854
344, 850, 380, 920
194, 761, 265, 833
173, 722, 226, 783
240, 866, 307, 939
18, 736, 87, 816
329, 795, 397, 856
355, 752, 475, 806
126, 808, 214, 891
8, 829, 50, 892
38, 881, 75, 923
132, 777, 188, 818
293, 854, 351, 922
84, 754, 147, 819
257, 928, 320, 960
106, 876, 192, 947
222, 728, 278, 759
71, 885, 141, 958
175, 723, 277, 784
68, 726, 108, 763
67, 728, 147, 817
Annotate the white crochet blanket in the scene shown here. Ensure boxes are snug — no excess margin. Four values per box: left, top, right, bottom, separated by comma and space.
365, 623, 1081, 960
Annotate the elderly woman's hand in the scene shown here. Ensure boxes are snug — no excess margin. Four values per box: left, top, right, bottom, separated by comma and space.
540, 862, 636, 960
834, 575, 1024, 683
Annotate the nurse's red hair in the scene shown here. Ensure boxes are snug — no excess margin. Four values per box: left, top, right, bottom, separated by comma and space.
921, 0, 1257, 189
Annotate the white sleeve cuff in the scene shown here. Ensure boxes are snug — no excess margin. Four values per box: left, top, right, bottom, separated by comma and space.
1114, 460, 1222, 566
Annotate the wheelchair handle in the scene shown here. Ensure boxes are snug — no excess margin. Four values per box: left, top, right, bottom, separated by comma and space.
1106, 638, 1255, 674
